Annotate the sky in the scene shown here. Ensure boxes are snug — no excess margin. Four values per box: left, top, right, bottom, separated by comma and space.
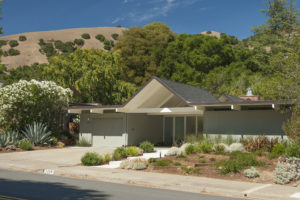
1, 0, 300, 40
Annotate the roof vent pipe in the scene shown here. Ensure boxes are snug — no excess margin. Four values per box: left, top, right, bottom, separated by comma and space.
246, 88, 253, 96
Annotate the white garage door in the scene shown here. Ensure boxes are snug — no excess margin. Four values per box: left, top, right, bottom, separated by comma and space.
92, 117, 125, 147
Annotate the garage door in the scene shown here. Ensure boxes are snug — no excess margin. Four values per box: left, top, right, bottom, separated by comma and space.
92, 117, 125, 147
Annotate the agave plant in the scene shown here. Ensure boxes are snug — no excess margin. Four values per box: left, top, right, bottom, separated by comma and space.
22, 122, 52, 146
0, 133, 10, 148
7, 130, 19, 145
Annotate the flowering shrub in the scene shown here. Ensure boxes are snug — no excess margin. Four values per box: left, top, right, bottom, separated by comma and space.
0, 80, 72, 133
274, 157, 300, 184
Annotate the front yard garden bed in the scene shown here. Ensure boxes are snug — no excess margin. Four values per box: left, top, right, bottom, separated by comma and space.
145, 152, 278, 184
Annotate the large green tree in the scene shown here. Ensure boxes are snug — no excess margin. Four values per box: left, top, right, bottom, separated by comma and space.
114, 22, 175, 86
43, 49, 137, 104
253, 0, 299, 36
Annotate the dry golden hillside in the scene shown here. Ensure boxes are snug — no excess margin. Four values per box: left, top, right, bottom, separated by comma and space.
0, 27, 125, 69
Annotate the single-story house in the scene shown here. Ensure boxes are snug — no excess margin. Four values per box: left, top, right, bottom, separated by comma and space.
68, 76, 292, 147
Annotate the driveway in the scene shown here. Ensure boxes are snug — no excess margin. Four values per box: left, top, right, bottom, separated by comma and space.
0, 146, 114, 171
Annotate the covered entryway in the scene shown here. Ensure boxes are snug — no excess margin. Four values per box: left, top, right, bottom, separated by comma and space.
163, 115, 203, 144
92, 115, 125, 147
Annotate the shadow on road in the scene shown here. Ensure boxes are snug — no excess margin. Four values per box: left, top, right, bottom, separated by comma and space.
0, 178, 109, 200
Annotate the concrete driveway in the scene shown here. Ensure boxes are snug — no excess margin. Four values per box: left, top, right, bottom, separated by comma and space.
0, 147, 114, 171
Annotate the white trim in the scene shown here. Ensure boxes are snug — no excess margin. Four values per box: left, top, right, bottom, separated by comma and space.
90, 109, 103, 114
68, 109, 82, 114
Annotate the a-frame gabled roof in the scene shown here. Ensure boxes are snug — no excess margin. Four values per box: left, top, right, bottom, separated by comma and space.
155, 77, 218, 104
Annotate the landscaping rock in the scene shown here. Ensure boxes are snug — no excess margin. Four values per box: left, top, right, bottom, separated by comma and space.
229, 143, 244, 152
6, 145, 16, 151
166, 147, 183, 156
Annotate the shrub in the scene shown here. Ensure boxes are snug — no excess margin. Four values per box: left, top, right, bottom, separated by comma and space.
174, 162, 181, 166
244, 167, 259, 178
22, 122, 52, 146
49, 136, 58, 145
54, 40, 76, 53
243, 136, 278, 152
210, 157, 216, 162
283, 111, 300, 146
38, 40, 57, 57
268, 143, 286, 159
9, 40, 19, 47
104, 153, 111, 163
81, 152, 104, 166
0, 80, 72, 134
0, 133, 9, 147
166, 147, 183, 156
103, 40, 111, 50
185, 144, 196, 154
200, 159, 206, 163
113, 147, 127, 160
139, 141, 154, 153
19, 140, 32, 150
111, 33, 119, 40
181, 166, 201, 174
8, 48, 20, 56
274, 157, 300, 184
253, 150, 263, 157
186, 135, 203, 144
154, 159, 172, 166
285, 143, 300, 158
76, 137, 92, 147
81, 33, 90, 39
132, 161, 148, 170
214, 143, 227, 154
74, 38, 84, 46
199, 155, 205, 158
215, 152, 265, 174
181, 166, 192, 174
199, 141, 213, 153
95, 34, 105, 42
19, 35, 27, 41
126, 146, 139, 156
3, 51, 8, 56
148, 158, 156, 163
0, 40, 7, 47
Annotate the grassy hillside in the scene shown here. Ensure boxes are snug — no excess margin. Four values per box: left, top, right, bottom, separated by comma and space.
0, 27, 125, 69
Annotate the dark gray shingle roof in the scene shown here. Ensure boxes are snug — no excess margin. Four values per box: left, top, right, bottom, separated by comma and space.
154, 77, 219, 104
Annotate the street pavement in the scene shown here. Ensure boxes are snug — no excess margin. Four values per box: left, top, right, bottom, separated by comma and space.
0, 169, 244, 200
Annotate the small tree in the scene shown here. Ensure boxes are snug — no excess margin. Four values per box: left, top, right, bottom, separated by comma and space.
19, 35, 27, 41
8, 48, 20, 56
81, 33, 90, 39
283, 110, 300, 146
95, 34, 105, 42
9, 40, 19, 47
74, 38, 84, 46
0, 80, 72, 133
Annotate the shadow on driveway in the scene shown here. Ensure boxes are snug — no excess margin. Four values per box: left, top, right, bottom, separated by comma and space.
0, 178, 109, 200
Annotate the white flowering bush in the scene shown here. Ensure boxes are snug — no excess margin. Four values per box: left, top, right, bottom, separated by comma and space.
0, 80, 72, 133
274, 157, 300, 184
244, 167, 260, 178
166, 147, 184, 156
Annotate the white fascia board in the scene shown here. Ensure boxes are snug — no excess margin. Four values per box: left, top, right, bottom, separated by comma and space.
120, 107, 203, 114
90, 109, 103, 114
68, 109, 82, 114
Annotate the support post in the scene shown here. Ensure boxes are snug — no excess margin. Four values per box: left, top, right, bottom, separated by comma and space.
184, 116, 187, 140
172, 117, 175, 144
195, 116, 198, 136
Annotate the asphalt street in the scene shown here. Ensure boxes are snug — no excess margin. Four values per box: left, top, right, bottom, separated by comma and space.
0, 169, 245, 200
